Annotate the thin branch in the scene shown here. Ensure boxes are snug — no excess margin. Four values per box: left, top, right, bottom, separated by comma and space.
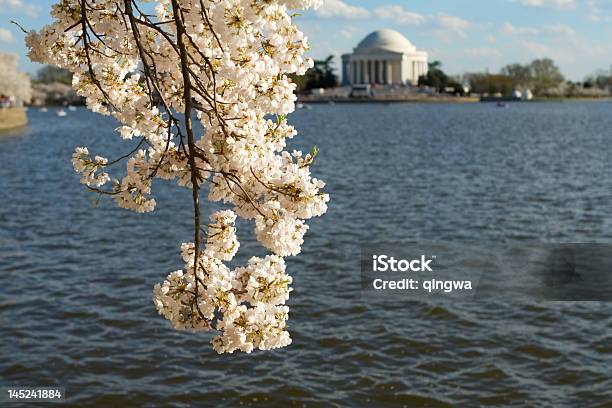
171, 0, 203, 302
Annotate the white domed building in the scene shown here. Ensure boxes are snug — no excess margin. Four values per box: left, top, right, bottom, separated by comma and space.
341, 29, 428, 86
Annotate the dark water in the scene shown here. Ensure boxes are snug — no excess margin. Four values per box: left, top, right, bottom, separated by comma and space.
1, 102, 611, 407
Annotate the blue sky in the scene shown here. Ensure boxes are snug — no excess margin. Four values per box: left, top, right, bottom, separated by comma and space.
2, 0, 612, 80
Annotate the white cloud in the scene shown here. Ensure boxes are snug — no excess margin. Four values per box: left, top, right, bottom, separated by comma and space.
464, 47, 502, 57
373, 5, 426, 25
0, 27, 14, 42
515, 0, 576, 9
502, 22, 576, 36
502, 22, 539, 35
544, 24, 576, 35
587, 0, 612, 21
316, 0, 370, 19
520, 40, 555, 57
436, 14, 470, 38
318, 3, 470, 41
0, 0, 38, 17
340, 25, 359, 39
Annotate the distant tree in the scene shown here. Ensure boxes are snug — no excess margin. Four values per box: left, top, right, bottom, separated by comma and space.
291, 55, 339, 94
595, 75, 612, 90
315, 56, 338, 88
471, 58, 565, 96
501, 82, 512, 97
418, 61, 463, 94
465, 73, 513, 95
501, 63, 533, 90
585, 68, 612, 91
529, 58, 564, 95
0, 54, 31, 105
36, 65, 73, 85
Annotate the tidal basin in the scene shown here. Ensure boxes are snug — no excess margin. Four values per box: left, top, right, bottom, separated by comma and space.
1, 102, 611, 406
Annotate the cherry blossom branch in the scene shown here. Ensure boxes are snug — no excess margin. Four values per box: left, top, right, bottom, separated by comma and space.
26, 0, 328, 354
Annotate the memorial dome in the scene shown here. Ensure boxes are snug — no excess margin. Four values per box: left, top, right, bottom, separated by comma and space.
354, 29, 417, 54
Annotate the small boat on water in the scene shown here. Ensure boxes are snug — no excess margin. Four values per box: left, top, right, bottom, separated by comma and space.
296, 103, 305, 109
496, 101, 509, 108
56, 109, 67, 117
68, 105, 77, 111
39, 107, 48, 113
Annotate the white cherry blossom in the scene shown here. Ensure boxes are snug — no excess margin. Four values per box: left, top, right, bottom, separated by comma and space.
28, 0, 326, 354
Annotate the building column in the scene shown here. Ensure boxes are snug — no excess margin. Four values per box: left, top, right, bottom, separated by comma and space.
358, 60, 363, 84
381, 61, 386, 84
372, 60, 376, 84
371, 60, 376, 84
374, 60, 378, 84
386, 60, 392, 84
373, 60, 377, 83
370, 60, 374, 84
359, 60, 367, 84
351, 61, 356, 84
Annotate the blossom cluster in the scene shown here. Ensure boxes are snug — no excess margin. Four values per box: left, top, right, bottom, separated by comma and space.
72, 147, 110, 187
153, 213, 293, 353
27, 0, 327, 353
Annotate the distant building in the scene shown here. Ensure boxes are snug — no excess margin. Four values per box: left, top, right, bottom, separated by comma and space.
341, 29, 428, 86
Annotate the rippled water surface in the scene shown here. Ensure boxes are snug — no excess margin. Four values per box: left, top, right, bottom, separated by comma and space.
1, 102, 612, 407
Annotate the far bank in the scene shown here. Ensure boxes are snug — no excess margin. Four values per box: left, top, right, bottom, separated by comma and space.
0, 108, 27, 131
298, 94, 612, 104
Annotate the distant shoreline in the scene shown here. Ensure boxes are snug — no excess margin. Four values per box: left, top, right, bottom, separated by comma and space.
0, 108, 28, 131
299, 96, 479, 104
298, 95, 612, 104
